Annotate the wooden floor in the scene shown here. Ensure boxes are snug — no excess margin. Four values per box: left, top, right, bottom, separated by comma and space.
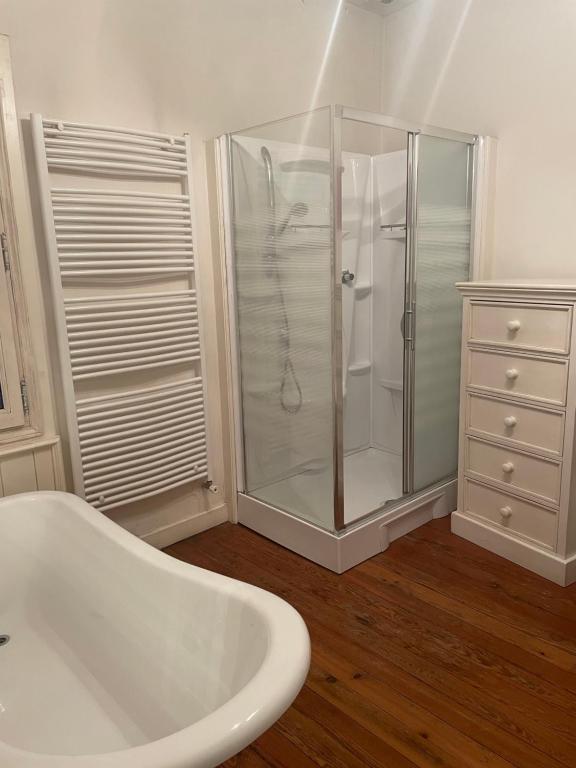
165, 518, 576, 768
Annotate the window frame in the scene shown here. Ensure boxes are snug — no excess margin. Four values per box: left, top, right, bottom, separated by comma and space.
0, 220, 25, 429
0, 42, 40, 442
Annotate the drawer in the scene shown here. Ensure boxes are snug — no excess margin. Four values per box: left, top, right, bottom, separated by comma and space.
463, 479, 557, 549
469, 301, 572, 354
467, 348, 568, 406
466, 437, 561, 506
466, 393, 565, 457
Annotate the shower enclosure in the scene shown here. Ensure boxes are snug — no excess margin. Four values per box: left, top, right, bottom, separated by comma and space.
219, 106, 485, 571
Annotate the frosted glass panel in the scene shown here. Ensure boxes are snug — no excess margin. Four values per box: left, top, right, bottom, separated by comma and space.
229, 109, 336, 531
413, 136, 472, 492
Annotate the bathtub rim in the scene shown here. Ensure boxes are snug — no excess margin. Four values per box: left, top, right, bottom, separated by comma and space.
0, 491, 311, 768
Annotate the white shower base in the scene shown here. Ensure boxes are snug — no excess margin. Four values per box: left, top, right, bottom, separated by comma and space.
344, 448, 402, 524
252, 447, 402, 527
238, 478, 457, 573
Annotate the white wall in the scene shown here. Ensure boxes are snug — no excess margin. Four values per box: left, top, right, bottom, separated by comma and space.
0, 0, 384, 535
382, 0, 576, 279
1, 0, 384, 136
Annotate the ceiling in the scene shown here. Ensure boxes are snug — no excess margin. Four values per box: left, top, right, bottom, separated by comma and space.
346, 0, 419, 17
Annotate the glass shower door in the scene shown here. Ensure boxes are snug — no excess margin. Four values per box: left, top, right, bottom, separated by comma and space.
411, 134, 473, 491
227, 109, 337, 531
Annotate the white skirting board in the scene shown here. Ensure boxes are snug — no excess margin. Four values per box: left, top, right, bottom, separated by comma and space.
451, 510, 576, 586
143, 503, 228, 550
238, 480, 456, 573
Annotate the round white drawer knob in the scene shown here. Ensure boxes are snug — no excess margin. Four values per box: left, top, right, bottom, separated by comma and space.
507, 319, 521, 332
502, 461, 515, 474
505, 368, 519, 380
504, 415, 517, 427
499, 505, 513, 520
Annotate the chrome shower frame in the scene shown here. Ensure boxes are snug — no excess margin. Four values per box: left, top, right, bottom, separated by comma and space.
216, 106, 494, 569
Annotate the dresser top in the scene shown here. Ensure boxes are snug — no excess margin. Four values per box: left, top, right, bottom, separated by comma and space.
457, 280, 576, 300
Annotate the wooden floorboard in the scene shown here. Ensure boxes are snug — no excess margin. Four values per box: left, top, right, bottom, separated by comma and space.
164, 517, 576, 768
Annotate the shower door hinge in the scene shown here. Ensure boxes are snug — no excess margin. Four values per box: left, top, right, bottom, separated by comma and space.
20, 379, 30, 415
1, 233, 9, 271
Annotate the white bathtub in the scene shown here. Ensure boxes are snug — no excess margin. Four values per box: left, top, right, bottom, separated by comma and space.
0, 492, 310, 767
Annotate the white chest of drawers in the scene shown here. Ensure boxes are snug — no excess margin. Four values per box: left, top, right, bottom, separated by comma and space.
452, 282, 576, 585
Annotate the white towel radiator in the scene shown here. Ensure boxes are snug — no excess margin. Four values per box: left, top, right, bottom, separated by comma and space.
31, 116, 209, 512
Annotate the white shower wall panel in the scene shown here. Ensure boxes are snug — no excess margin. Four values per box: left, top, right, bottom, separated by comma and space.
341, 154, 372, 454
343, 373, 371, 454
371, 150, 407, 456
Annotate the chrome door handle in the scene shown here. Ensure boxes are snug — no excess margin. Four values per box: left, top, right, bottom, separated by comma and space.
401, 306, 415, 345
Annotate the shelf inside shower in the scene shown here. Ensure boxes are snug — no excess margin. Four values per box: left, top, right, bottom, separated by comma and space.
277, 229, 351, 249
354, 282, 372, 299
348, 361, 371, 376
283, 225, 351, 239
380, 223, 406, 240
379, 377, 403, 391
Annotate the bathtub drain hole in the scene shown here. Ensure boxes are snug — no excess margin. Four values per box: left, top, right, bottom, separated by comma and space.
0, 635, 10, 646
